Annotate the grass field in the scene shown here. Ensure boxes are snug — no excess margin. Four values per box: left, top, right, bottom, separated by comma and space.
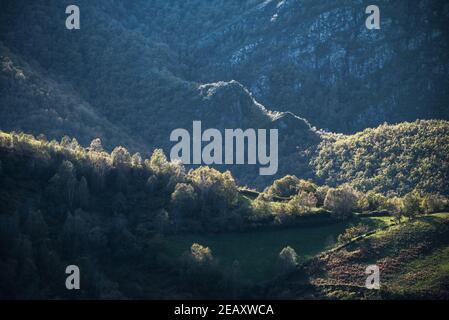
379, 213, 449, 297
166, 220, 365, 282
386, 246, 449, 294
166, 223, 350, 281
165, 214, 447, 284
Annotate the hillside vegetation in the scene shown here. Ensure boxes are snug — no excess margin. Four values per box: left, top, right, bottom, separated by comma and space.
267, 213, 449, 299
313, 120, 449, 196
1, 129, 448, 298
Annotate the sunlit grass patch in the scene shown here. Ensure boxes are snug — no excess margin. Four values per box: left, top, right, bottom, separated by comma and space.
385, 246, 449, 294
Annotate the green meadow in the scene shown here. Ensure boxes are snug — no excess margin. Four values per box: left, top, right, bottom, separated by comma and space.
165, 215, 426, 282
166, 222, 352, 282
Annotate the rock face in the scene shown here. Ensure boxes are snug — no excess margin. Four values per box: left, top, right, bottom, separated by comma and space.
192, 0, 449, 132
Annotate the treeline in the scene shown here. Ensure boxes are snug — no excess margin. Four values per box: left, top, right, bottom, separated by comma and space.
252, 174, 449, 226
2, 130, 447, 234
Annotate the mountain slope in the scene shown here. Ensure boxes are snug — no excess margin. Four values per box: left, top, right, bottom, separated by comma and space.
0, 0, 320, 187
0, 43, 143, 150
0, 1, 448, 191
267, 213, 449, 299
192, 0, 449, 132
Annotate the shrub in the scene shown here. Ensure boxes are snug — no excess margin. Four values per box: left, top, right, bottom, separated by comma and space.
277, 246, 299, 274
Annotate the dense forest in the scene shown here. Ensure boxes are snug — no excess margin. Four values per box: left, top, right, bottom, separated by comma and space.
313, 120, 449, 196
1, 128, 448, 298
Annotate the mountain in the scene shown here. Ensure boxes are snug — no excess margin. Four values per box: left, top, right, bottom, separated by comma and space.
0, 0, 320, 187
0, 0, 448, 190
192, 0, 449, 132
1, 0, 449, 301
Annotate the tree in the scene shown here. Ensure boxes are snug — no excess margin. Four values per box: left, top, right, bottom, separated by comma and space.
264, 175, 300, 198
402, 191, 423, 219
111, 146, 131, 167
187, 167, 239, 227
297, 180, 317, 194
69, 138, 81, 151
170, 183, 198, 231
24, 210, 48, 242
421, 194, 448, 214
385, 197, 405, 222
112, 192, 127, 215
291, 191, 317, 210
89, 153, 109, 191
324, 185, 358, 220
277, 246, 299, 274
366, 191, 388, 211
56, 161, 77, 208
131, 152, 143, 167
89, 138, 104, 152
37, 134, 47, 143
60, 135, 71, 148
315, 185, 330, 207
77, 176, 90, 209
154, 209, 170, 233
59, 211, 87, 258
147, 149, 185, 189
181, 243, 221, 294
251, 199, 272, 221
189, 243, 213, 265
356, 192, 370, 212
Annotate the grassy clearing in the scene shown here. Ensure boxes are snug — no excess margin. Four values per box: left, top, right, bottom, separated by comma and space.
359, 216, 396, 229
166, 222, 351, 282
166, 213, 449, 287
165, 215, 392, 282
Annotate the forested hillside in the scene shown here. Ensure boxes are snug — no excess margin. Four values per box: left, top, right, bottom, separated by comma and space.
313, 120, 449, 196
1, 129, 448, 298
